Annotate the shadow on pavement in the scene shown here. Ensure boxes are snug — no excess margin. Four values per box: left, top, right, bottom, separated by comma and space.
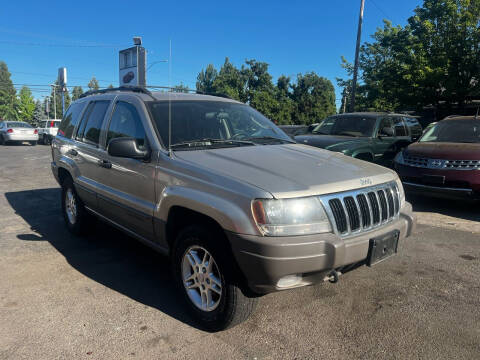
408, 194, 480, 222
5, 188, 198, 329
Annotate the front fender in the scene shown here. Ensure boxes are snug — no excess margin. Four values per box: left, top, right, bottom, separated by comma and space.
156, 186, 260, 236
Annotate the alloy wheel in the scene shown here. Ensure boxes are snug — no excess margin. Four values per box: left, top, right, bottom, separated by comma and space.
181, 245, 223, 311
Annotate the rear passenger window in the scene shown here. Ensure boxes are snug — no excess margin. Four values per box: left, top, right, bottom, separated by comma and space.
106, 101, 146, 149
393, 117, 407, 136
76, 101, 110, 145
58, 102, 87, 139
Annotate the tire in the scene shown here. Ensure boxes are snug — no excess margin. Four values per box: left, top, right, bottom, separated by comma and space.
172, 225, 258, 331
43, 135, 50, 145
30, 141, 37, 146
61, 176, 89, 235
0, 135, 5, 145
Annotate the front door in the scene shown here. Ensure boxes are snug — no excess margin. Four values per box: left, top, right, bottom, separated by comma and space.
373, 116, 397, 167
95, 98, 156, 241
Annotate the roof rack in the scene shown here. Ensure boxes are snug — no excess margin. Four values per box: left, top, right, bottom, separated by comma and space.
78, 86, 154, 99
444, 114, 463, 119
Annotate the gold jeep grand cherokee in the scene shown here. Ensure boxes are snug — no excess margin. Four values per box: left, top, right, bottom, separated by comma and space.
51, 87, 416, 331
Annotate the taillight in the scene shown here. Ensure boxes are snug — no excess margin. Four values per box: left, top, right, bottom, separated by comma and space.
7, 129, 13, 133
34, 129, 38, 134
50, 121, 54, 128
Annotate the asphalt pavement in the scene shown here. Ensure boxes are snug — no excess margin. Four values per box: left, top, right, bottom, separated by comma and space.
1, 144, 479, 359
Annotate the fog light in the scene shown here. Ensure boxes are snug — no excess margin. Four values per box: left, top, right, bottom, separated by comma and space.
276, 274, 302, 288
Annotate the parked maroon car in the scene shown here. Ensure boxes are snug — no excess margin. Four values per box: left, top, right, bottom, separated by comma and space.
394, 116, 480, 200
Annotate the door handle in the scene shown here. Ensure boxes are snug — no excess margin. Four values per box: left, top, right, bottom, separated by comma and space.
98, 159, 112, 169
68, 149, 78, 156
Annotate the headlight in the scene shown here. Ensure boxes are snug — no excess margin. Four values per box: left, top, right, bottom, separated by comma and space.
395, 177, 406, 209
394, 151, 405, 165
252, 197, 332, 236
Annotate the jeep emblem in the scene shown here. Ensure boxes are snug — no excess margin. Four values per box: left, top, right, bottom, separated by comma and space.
360, 178, 373, 186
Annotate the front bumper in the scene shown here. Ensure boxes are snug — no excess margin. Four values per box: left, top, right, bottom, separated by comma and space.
228, 203, 415, 294
4, 133, 39, 142
396, 163, 480, 199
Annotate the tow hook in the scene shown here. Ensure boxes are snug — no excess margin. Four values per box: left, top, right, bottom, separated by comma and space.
324, 270, 341, 283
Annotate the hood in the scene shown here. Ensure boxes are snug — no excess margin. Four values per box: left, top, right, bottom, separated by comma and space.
406, 142, 480, 160
294, 134, 367, 149
174, 144, 396, 199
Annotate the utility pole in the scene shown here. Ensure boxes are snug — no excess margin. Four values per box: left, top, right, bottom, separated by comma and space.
51, 84, 57, 120
350, 0, 365, 113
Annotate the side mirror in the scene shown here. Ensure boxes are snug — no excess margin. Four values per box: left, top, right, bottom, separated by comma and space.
107, 137, 150, 160
379, 127, 394, 137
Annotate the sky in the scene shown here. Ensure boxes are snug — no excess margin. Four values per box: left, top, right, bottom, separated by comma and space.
0, 0, 423, 107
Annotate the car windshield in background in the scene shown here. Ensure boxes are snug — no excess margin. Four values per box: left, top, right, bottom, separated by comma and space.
312, 115, 376, 137
6, 122, 32, 128
420, 120, 480, 143
147, 101, 293, 149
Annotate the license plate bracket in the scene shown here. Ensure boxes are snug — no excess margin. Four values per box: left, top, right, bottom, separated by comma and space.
366, 230, 399, 266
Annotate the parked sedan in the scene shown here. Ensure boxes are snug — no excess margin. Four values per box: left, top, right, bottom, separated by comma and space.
0, 121, 38, 145
394, 116, 480, 200
295, 113, 422, 167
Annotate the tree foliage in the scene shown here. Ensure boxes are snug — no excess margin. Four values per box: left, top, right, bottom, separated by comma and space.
33, 100, 46, 123
338, 0, 480, 112
0, 61, 18, 121
72, 86, 84, 101
18, 86, 35, 123
88, 77, 99, 91
195, 58, 336, 124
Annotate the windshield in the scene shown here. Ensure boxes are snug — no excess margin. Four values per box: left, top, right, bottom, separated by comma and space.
147, 100, 292, 149
420, 119, 480, 143
6, 122, 32, 128
312, 115, 376, 137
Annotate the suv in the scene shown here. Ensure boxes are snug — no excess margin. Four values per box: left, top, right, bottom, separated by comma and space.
51, 88, 415, 331
295, 113, 423, 167
37, 119, 61, 144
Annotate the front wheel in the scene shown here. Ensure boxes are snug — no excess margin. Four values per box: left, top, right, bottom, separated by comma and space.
172, 225, 258, 331
30, 141, 37, 146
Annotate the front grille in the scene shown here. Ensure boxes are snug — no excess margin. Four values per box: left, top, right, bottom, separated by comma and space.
322, 182, 400, 237
444, 160, 480, 170
404, 155, 428, 167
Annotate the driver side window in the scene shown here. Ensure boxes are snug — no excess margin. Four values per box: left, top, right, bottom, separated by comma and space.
378, 117, 395, 137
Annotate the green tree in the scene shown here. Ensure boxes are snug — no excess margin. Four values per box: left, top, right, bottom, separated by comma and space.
0, 61, 18, 120
87, 77, 99, 91
71, 86, 84, 101
291, 72, 336, 124
340, 0, 480, 112
17, 86, 35, 123
273, 75, 295, 125
33, 100, 46, 123
212, 58, 246, 101
107, 84, 114, 89
196, 64, 218, 94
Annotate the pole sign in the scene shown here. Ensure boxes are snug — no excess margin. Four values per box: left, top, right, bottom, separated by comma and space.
119, 45, 146, 87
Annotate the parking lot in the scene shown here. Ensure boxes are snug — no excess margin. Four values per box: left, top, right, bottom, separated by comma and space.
1, 144, 479, 359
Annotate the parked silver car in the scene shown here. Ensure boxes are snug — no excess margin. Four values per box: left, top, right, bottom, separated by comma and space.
51, 87, 415, 331
37, 119, 61, 145
0, 121, 38, 145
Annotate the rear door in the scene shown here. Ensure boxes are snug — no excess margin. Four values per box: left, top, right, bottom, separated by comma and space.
72, 98, 113, 209
95, 96, 156, 240
392, 116, 411, 152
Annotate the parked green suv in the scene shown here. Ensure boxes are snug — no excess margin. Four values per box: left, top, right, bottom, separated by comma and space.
295, 113, 422, 167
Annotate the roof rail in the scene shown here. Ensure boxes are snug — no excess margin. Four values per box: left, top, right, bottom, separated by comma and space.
444, 114, 463, 119
78, 86, 154, 99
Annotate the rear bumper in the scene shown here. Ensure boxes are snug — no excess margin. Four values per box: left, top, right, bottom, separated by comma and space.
4, 134, 38, 141
228, 203, 415, 294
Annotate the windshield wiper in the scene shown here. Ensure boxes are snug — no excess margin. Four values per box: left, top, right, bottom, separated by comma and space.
246, 136, 296, 144
170, 138, 255, 149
